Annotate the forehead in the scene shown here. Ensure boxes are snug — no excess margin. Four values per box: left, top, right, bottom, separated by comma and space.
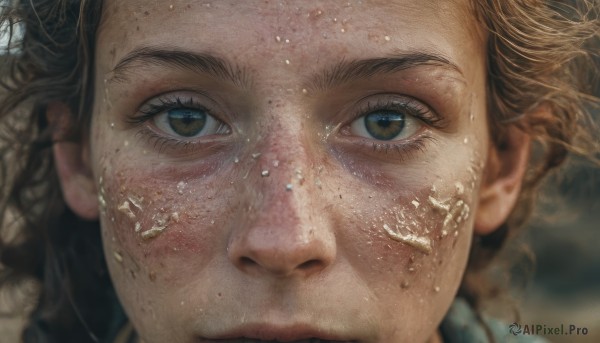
96, 0, 484, 76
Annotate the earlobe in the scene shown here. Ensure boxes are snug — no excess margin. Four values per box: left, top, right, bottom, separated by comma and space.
474, 123, 531, 235
48, 103, 99, 220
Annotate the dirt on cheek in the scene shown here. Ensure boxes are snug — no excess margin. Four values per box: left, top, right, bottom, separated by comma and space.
98, 164, 228, 284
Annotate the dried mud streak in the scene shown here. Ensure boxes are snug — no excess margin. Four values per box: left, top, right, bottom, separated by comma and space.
383, 224, 432, 255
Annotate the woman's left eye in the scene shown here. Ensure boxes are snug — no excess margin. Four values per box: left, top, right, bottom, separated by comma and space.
153, 107, 229, 138
350, 109, 422, 141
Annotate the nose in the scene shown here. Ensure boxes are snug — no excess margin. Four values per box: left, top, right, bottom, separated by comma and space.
227, 159, 336, 279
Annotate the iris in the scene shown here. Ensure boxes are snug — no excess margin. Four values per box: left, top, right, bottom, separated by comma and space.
167, 108, 207, 137
364, 111, 405, 140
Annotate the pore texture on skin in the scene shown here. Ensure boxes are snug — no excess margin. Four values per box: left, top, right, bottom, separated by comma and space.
85, 0, 490, 342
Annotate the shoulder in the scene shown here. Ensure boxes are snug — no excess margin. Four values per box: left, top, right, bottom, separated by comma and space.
440, 298, 550, 343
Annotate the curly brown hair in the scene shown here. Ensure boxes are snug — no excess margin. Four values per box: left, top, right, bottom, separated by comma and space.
0, 0, 598, 342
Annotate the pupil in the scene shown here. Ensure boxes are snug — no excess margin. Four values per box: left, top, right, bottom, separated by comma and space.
168, 108, 207, 137
364, 111, 405, 141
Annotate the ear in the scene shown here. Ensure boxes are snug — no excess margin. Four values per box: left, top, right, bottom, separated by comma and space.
474, 119, 532, 235
48, 102, 99, 220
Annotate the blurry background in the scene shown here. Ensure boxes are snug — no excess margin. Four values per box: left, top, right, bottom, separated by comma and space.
501, 162, 600, 343
0, 2, 599, 342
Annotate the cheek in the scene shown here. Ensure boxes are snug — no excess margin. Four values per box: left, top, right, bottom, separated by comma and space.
339, 163, 481, 304
98, 160, 233, 286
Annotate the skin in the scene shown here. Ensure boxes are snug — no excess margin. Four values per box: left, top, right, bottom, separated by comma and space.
52, 0, 532, 342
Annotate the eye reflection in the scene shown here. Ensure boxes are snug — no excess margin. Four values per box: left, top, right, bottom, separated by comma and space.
364, 111, 405, 140
151, 105, 229, 139
167, 108, 207, 137
351, 109, 421, 141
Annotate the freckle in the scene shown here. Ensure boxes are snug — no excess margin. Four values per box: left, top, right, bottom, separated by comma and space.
143, 10, 149, 16
113, 251, 123, 263
261, 170, 270, 177
149, 271, 156, 281
251, 153, 261, 159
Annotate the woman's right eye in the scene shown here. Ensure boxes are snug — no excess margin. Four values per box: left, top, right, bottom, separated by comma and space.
133, 95, 232, 140
153, 107, 230, 139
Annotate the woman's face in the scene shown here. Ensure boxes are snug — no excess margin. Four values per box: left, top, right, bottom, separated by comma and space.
92, 1, 488, 341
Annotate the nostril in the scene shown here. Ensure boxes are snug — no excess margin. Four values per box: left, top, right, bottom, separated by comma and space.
239, 256, 257, 268
298, 259, 322, 271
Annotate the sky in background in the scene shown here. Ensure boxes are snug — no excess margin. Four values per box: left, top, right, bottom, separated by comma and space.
0, 0, 14, 52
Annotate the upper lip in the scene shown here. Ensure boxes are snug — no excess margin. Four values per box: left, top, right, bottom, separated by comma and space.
203, 323, 357, 342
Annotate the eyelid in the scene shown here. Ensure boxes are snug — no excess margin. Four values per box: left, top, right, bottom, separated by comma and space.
348, 94, 445, 129
129, 95, 209, 124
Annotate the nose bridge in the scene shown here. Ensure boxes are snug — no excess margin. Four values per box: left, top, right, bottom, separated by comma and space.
227, 112, 336, 278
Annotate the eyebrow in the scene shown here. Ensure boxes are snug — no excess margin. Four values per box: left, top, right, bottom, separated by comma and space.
309, 52, 464, 91
109, 47, 462, 90
109, 46, 250, 87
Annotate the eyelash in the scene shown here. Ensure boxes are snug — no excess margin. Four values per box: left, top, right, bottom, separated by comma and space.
345, 97, 443, 158
351, 97, 445, 129
128, 96, 210, 124
127, 96, 223, 152
128, 95, 442, 157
